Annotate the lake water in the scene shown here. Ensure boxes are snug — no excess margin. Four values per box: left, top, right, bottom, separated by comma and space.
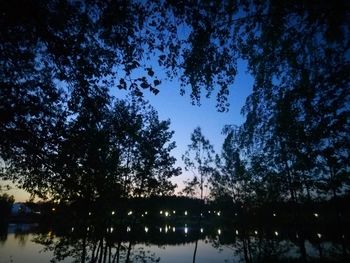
0, 223, 349, 262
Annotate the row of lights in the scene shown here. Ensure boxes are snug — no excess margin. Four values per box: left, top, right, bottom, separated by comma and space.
86, 211, 321, 218
253, 211, 320, 218
159, 210, 222, 216
58, 209, 321, 219
72, 226, 336, 240
87, 210, 134, 216
84, 210, 223, 216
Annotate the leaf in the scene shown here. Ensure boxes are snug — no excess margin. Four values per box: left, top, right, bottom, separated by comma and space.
140, 82, 149, 89
147, 68, 154, 77
150, 87, 159, 95
117, 78, 127, 89
153, 79, 161, 86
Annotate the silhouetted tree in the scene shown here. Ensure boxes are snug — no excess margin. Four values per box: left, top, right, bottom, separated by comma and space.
1, 93, 180, 209
210, 127, 251, 203
0, 186, 15, 220
232, 1, 350, 200
182, 127, 215, 200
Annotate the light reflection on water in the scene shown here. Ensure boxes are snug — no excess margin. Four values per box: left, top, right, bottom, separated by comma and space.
0, 223, 349, 263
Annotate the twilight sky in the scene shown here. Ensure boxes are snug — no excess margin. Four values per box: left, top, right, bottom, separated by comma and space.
3, 60, 253, 202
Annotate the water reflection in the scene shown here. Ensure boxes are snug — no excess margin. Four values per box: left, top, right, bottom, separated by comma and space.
0, 222, 349, 262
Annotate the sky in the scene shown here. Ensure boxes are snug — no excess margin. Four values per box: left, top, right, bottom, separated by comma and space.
2, 60, 253, 202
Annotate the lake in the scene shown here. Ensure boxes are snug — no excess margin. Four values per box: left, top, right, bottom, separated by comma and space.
0, 222, 349, 262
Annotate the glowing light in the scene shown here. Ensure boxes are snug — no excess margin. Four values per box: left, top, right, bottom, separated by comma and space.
71, 227, 74, 232
184, 227, 188, 234
217, 211, 221, 216
273, 213, 276, 217
165, 211, 169, 217
172, 227, 175, 232
111, 211, 115, 215
88, 212, 91, 216
218, 229, 221, 235
200, 213, 203, 217
235, 230, 239, 235
254, 230, 258, 235
110, 227, 114, 233
314, 213, 319, 218
173, 210, 176, 214
184, 211, 187, 216
296, 233, 299, 238
128, 211, 132, 216
127, 226, 131, 232
317, 233, 322, 238
145, 227, 148, 233
208, 211, 211, 214
159, 227, 162, 233
160, 210, 163, 214
52, 208, 56, 211
141, 214, 144, 217
274, 231, 279, 236
165, 226, 168, 233
145, 211, 148, 215
87, 227, 90, 231
200, 228, 203, 233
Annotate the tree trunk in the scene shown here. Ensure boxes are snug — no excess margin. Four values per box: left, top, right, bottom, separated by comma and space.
103, 238, 108, 263
81, 229, 87, 263
299, 238, 308, 263
98, 238, 104, 263
125, 241, 132, 263
192, 239, 198, 263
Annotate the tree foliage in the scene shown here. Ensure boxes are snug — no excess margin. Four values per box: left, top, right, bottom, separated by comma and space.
195, 0, 350, 202
1, 94, 180, 203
